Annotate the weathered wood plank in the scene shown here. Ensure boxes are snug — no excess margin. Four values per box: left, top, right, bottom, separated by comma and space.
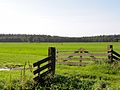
58, 49, 86, 51
57, 62, 87, 66
33, 63, 53, 81
33, 65, 52, 82
57, 50, 106, 53
90, 50, 107, 52
113, 55, 120, 61
57, 50, 76, 52
33, 76, 40, 82
112, 50, 120, 58
57, 58, 91, 60
33, 76, 44, 82
33, 69, 53, 82
33, 56, 52, 67
57, 62, 77, 65
57, 58, 107, 60
57, 53, 108, 57
40, 69, 53, 78
33, 63, 52, 75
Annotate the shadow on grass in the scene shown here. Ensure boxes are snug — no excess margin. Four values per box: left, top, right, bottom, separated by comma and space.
1, 74, 113, 90
33, 74, 96, 90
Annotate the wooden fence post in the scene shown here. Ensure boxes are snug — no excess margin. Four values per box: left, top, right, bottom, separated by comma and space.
108, 45, 113, 63
80, 50, 83, 63
48, 47, 56, 75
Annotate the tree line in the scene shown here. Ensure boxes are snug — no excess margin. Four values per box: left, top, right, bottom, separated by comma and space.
0, 34, 120, 42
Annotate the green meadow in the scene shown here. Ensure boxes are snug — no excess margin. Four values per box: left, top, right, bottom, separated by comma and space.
0, 42, 120, 89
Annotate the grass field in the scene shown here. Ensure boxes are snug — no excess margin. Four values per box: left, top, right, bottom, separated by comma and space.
0, 42, 120, 89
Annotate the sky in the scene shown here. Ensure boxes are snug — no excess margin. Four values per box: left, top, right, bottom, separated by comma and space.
0, 0, 120, 37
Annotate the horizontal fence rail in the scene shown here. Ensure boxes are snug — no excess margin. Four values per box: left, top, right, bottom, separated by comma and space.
57, 50, 106, 53
57, 53, 108, 57
33, 56, 52, 67
57, 58, 108, 61
112, 50, 120, 58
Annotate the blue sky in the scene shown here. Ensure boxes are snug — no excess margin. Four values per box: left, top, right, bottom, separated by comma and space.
0, 0, 120, 37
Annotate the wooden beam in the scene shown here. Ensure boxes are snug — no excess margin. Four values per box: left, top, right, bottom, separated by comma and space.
33, 56, 52, 67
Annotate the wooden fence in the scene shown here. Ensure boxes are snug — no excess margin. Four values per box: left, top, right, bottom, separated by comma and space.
33, 47, 56, 83
33, 45, 120, 82
108, 45, 120, 63
56, 45, 120, 65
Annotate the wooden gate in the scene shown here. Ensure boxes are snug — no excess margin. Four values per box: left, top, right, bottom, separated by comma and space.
56, 45, 120, 65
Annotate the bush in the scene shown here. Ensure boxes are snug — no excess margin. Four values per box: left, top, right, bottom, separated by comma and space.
34, 75, 96, 90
